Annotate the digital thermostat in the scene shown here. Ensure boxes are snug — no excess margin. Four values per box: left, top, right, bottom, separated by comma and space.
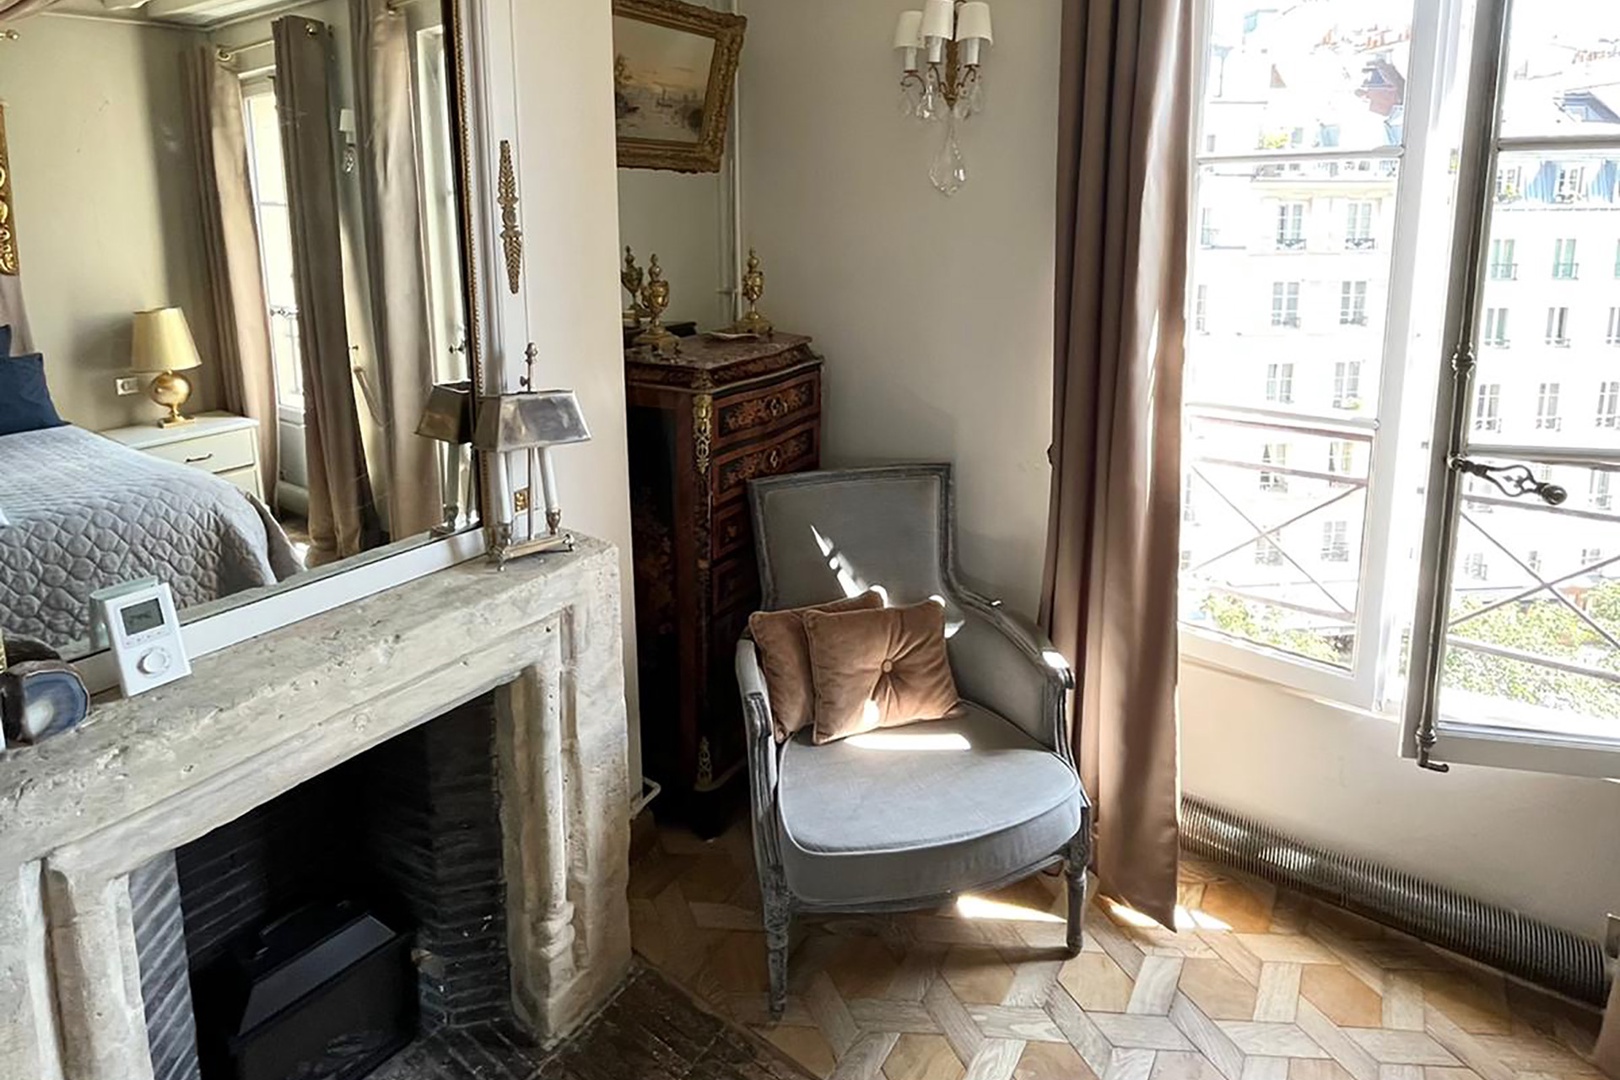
92, 581, 191, 697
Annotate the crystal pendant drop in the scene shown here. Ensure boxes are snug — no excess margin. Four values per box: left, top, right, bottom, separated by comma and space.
929, 117, 967, 196
897, 84, 918, 118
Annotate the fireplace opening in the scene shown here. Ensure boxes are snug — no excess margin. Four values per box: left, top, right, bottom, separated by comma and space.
132, 694, 511, 1080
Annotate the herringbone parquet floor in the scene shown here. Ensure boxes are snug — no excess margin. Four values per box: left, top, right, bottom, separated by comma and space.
630, 821, 1603, 1080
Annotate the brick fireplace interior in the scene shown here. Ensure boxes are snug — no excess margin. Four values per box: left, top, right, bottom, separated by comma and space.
132, 694, 512, 1080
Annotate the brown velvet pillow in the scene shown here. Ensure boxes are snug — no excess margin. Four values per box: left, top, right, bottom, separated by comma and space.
749, 591, 885, 741
802, 600, 960, 745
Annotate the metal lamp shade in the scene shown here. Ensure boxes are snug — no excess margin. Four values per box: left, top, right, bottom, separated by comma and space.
416, 380, 476, 444
472, 391, 592, 452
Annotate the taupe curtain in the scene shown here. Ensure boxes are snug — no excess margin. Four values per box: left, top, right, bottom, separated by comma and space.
186, 49, 279, 499
1038, 0, 1192, 929
352, 0, 442, 540
274, 15, 381, 561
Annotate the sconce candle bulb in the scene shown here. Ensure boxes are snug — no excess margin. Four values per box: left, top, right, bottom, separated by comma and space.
894, 0, 993, 195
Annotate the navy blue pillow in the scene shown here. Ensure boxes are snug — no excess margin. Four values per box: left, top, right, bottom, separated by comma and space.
0, 354, 67, 437
0, 324, 11, 358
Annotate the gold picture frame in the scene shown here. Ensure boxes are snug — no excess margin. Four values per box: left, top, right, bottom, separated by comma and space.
612, 0, 745, 174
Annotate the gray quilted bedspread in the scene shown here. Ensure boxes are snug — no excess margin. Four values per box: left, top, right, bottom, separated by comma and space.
0, 425, 302, 647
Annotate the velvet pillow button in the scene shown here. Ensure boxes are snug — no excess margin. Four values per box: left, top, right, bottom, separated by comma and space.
881, 659, 895, 673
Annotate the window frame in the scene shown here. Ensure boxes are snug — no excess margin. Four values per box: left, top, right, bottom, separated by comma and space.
1597, 380, 1620, 428
1180, 0, 1456, 709
1534, 382, 1562, 431
1483, 306, 1509, 346
1400, 0, 1620, 780
240, 81, 296, 417
1339, 280, 1370, 326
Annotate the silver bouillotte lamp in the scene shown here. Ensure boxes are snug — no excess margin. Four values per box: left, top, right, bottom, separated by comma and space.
472, 388, 592, 565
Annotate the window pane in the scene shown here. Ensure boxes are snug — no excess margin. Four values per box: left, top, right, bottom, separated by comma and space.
1200, 0, 1415, 156
1439, 463, 1620, 736
1188, 161, 1399, 417
1181, 414, 1371, 668
1472, 151, 1620, 445
1498, 4, 1620, 141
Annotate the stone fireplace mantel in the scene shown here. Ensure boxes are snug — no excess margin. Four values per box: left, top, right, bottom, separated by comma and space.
0, 539, 633, 1080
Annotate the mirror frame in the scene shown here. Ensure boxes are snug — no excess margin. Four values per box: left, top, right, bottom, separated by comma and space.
50, 0, 518, 694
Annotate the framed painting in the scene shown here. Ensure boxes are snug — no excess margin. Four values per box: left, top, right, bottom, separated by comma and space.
612, 0, 746, 173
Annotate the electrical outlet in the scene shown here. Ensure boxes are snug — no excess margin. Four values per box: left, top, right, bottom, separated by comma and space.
114, 376, 142, 397
513, 487, 530, 513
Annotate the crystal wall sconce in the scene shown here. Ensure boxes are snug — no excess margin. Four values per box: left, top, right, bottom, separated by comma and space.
894, 0, 993, 196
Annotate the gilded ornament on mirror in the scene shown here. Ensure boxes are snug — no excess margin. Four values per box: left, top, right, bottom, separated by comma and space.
498, 139, 522, 295
0, 104, 18, 277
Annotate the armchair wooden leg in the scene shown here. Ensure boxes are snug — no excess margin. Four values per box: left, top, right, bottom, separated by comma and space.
1066, 814, 1092, 957
763, 874, 792, 1020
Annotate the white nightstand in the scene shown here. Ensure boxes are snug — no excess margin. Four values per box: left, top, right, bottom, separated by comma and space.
101, 411, 263, 500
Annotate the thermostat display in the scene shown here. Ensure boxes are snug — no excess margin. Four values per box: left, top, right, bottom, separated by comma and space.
122, 599, 165, 636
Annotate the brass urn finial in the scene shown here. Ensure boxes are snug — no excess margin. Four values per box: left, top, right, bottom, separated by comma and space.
621, 246, 647, 329
729, 247, 773, 337
634, 254, 679, 355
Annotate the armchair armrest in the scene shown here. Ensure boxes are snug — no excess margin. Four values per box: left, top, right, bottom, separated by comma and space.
735, 637, 784, 870
947, 593, 1074, 757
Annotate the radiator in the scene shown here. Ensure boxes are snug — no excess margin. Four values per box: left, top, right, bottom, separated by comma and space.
1180, 795, 1609, 1006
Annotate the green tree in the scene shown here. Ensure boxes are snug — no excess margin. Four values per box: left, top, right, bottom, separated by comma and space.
1200, 583, 1620, 717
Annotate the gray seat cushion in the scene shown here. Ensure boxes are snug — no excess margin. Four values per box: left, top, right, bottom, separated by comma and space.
776, 703, 1084, 906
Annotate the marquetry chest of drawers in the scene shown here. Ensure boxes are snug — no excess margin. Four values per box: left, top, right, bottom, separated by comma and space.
625, 332, 822, 834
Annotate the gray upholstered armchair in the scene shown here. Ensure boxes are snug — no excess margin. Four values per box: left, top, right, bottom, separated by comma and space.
737, 464, 1092, 1017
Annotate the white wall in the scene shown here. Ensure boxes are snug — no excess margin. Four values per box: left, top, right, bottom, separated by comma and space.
1182, 662, 1620, 938
738, 0, 1620, 938
0, 14, 217, 431
511, 0, 643, 792
737, 0, 1062, 615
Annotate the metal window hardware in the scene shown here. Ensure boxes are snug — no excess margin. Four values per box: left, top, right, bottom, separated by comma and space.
1450, 458, 1567, 505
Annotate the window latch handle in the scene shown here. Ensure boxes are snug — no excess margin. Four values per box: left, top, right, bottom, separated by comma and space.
1451, 457, 1567, 506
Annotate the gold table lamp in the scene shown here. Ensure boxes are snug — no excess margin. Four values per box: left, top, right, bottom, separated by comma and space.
131, 307, 203, 428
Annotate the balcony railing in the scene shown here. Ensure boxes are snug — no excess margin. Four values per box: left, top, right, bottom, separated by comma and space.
1552, 262, 1580, 280
1343, 236, 1377, 251
1181, 407, 1373, 640
1271, 314, 1302, 329
1488, 262, 1518, 280
1339, 313, 1369, 327
1275, 236, 1307, 251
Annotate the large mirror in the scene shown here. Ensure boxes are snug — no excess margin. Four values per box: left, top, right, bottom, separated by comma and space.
0, 0, 479, 659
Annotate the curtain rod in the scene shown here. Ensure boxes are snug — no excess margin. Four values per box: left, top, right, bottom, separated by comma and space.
216, 38, 272, 61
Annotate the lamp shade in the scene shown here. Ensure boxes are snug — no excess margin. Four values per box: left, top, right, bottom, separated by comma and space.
130, 308, 202, 373
892, 9, 924, 49
472, 391, 592, 453
956, 1, 993, 42
416, 380, 475, 443
920, 0, 953, 40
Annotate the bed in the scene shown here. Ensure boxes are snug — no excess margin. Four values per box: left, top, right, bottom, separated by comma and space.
0, 425, 302, 647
